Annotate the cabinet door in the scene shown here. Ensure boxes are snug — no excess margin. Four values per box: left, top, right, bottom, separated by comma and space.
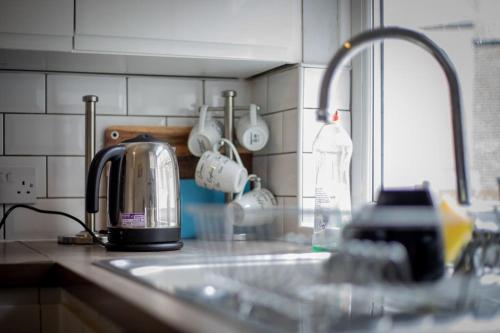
75, 0, 301, 62
0, 0, 73, 51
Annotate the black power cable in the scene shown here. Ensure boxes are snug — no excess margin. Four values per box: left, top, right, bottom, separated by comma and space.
0, 204, 106, 246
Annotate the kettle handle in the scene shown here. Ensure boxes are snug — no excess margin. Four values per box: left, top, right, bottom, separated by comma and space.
86, 145, 126, 214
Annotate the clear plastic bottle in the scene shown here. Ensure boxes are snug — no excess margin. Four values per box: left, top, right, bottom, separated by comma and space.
312, 111, 353, 251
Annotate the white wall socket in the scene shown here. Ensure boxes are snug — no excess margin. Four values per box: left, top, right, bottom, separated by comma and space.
0, 167, 37, 204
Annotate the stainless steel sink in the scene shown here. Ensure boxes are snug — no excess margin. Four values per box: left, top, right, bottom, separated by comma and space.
96, 251, 349, 332
95, 251, 331, 292
95, 247, 500, 333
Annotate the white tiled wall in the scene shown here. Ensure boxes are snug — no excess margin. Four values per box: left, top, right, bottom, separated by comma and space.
283, 109, 299, 153
249, 66, 300, 231
267, 153, 298, 196
5, 198, 107, 240
165, 117, 198, 127
47, 157, 85, 197
0, 72, 45, 114
0, 65, 345, 237
5, 114, 85, 155
250, 76, 268, 114
258, 112, 283, 155
128, 77, 202, 116
268, 68, 299, 112
303, 67, 350, 111
0, 70, 248, 240
47, 74, 126, 115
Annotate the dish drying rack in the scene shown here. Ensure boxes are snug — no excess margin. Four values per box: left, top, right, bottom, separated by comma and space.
183, 205, 500, 333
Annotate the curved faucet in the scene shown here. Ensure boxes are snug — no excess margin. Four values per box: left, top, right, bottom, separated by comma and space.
318, 26, 470, 205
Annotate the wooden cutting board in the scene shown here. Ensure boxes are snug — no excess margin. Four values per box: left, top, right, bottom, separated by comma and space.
104, 125, 252, 179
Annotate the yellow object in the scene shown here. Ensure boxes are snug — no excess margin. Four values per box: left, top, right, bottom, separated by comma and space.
440, 199, 474, 264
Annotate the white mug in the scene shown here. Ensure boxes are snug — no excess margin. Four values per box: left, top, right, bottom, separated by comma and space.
195, 139, 248, 193
188, 105, 223, 157
235, 104, 269, 151
229, 175, 278, 226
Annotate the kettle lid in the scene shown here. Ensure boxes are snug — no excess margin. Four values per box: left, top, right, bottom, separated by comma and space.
122, 134, 163, 143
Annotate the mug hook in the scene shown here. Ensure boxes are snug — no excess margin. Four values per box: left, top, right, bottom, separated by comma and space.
199, 105, 209, 131
235, 174, 261, 200
213, 138, 245, 167
249, 104, 258, 126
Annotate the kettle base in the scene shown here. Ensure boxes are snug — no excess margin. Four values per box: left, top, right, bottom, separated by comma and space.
105, 241, 183, 252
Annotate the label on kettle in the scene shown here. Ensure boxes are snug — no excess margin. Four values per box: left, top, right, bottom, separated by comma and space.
121, 213, 145, 227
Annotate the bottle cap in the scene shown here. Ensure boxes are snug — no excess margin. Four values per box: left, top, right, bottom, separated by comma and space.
331, 110, 341, 123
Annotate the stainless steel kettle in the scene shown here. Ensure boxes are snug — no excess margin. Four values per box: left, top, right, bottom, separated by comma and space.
86, 134, 182, 251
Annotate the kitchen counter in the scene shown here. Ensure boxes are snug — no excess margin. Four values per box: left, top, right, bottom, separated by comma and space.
4, 240, 500, 333
0, 240, 307, 333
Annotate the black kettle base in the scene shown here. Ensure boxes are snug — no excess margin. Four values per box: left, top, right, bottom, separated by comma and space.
105, 241, 183, 252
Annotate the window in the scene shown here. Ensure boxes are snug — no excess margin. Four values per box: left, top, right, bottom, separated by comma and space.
379, 0, 500, 202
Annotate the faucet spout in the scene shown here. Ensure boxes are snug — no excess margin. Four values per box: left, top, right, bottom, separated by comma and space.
318, 26, 470, 205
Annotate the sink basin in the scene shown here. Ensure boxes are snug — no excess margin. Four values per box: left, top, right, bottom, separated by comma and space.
96, 251, 331, 292
95, 247, 500, 333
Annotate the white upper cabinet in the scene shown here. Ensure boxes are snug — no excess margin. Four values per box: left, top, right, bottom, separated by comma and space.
74, 0, 301, 63
0, 0, 301, 77
0, 0, 73, 51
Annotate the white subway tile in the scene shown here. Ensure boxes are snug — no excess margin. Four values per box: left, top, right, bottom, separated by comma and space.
204, 80, 251, 108
283, 109, 298, 153
0, 115, 3, 155
281, 196, 300, 234
268, 68, 298, 112
250, 76, 268, 114
5, 114, 84, 155
95, 115, 166, 149
252, 156, 268, 187
129, 77, 202, 116
6, 199, 84, 240
47, 74, 126, 115
303, 67, 350, 110
272, 196, 285, 235
256, 112, 283, 155
267, 153, 297, 196
47, 157, 85, 197
302, 110, 351, 153
0, 156, 46, 198
0, 72, 45, 113
302, 153, 315, 197
5, 198, 108, 240
283, 196, 298, 209
302, 109, 323, 153
166, 117, 197, 127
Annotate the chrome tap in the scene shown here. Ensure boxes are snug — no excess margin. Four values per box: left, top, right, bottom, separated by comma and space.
318, 27, 470, 205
